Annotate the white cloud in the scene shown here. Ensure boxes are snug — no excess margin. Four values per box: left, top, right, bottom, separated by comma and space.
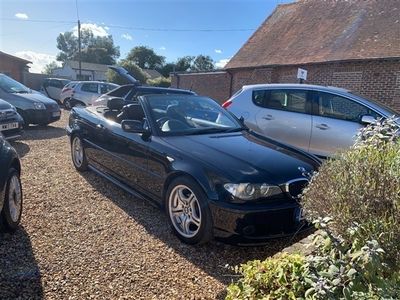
215, 58, 230, 69
214, 49, 222, 54
159, 46, 166, 50
14, 51, 60, 73
15, 13, 28, 20
72, 23, 109, 37
121, 33, 133, 40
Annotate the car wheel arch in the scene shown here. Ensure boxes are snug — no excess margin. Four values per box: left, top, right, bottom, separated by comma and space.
162, 171, 214, 208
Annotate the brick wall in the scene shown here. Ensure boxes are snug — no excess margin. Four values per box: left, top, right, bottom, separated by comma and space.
171, 71, 231, 103
0, 59, 27, 82
170, 59, 400, 112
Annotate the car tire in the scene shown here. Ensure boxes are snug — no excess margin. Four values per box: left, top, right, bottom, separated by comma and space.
64, 98, 72, 110
71, 135, 88, 172
165, 176, 213, 245
0, 168, 23, 232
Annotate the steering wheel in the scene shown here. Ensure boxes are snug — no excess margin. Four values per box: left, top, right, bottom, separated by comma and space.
156, 117, 170, 127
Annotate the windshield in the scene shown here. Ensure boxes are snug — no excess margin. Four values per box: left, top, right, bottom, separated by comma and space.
147, 95, 242, 135
0, 74, 31, 93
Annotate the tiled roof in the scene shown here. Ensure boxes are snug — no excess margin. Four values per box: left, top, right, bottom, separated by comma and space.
226, 0, 400, 69
0, 51, 32, 64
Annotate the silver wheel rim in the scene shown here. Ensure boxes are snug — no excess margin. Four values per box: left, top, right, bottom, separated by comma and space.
72, 137, 84, 167
65, 99, 71, 109
8, 175, 22, 223
168, 185, 202, 238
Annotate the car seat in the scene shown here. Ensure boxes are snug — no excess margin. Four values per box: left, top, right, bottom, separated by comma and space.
117, 104, 145, 123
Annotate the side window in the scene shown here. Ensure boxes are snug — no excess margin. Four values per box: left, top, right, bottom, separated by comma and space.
51, 80, 63, 88
100, 83, 109, 94
81, 83, 99, 93
316, 92, 380, 122
252, 89, 308, 114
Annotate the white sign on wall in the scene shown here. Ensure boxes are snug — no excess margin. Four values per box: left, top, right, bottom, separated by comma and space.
297, 68, 308, 80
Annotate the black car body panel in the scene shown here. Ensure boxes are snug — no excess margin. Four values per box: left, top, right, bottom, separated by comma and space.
67, 94, 320, 243
0, 136, 21, 213
0, 74, 61, 125
0, 99, 24, 139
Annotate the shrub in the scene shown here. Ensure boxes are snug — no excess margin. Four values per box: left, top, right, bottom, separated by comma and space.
146, 76, 171, 87
226, 219, 400, 300
302, 117, 400, 268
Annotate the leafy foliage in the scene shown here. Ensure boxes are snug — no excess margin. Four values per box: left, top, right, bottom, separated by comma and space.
126, 46, 165, 69
302, 117, 400, 268
56, 29, 120, 64
42, 61, 60, 75
146, 77, 171, 88
191, 54, 215, 71
226, 219, 400, 300
106, 60, 148, 85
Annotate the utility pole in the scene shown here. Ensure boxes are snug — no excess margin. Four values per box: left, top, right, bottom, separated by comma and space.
78, 19, 82, 79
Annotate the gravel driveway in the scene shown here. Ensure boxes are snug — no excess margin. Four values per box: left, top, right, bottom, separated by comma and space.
0, 110, 302, 299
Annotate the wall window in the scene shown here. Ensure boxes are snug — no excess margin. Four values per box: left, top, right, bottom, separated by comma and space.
252, 89, 308, 113
315, 92, 380, 122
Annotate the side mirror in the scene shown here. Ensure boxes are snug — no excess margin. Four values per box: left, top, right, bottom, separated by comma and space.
121, 120, 148, 134
360, 115, 376, 125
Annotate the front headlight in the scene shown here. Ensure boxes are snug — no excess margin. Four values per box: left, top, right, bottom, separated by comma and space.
223, 183, 283, 200
33, 102, 46, 110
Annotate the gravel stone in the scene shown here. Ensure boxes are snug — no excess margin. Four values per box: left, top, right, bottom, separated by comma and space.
0, 110, 303, 299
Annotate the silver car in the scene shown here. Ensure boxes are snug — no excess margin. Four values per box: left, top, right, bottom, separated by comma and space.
62, 81, 119, 109
225, 84, 399, 158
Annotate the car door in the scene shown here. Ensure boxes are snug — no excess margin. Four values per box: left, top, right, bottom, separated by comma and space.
254, 88, 312, 152
309, 91, 381, 157
77, 83, 99, 105
46, 80, 63, 100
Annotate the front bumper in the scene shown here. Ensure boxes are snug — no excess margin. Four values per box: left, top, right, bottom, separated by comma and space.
24, 107, 61, 125
0, 115, 24, 140
209, 199, 310, 244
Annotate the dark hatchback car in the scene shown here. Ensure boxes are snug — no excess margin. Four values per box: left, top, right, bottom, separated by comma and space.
67, 94, 320, 245
0, 74, 61, 126
0, 135, 23, 231
0, 99, 24, 140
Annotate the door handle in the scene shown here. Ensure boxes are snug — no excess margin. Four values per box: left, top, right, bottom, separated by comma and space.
316, 123, 329, 130
96, 124, 106, 131
263, 114, 274, 120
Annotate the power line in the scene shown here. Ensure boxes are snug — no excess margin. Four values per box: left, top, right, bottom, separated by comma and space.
0, 18, 255, 32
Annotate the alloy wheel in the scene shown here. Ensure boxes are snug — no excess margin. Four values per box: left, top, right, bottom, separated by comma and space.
72, 137, 84, 168
8, 175, 22, 223
168, 185, 202, 238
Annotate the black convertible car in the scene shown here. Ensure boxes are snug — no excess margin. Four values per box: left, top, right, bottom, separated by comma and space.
0, 135, 23, 231
67, 94, 320, 244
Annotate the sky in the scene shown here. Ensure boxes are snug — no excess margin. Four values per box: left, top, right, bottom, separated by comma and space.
0, 0, 293, 73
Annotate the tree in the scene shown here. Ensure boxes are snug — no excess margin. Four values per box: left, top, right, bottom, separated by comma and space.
126, 46, 165, 69
107, 60, 148, 85
191, 55, 215, 71
175, 56, 194, 72
42, 61, 59, 75
159, 63, 176, 77
56, 28, 120, 64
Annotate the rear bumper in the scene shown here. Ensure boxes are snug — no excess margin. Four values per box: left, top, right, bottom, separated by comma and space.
209, 199, 310, 244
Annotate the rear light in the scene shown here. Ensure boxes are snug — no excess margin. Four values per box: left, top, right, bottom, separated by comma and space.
222, 100, 232, 109
62, 87, 72, 93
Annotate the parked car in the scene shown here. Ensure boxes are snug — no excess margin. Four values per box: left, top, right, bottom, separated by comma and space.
59, 81, 78, 106
0, 99, 24, 140
40, 78, 70, 102
62, 81, 119, 109
0, 73, 61, 126
67, 94, 320, 245
0, 135, 23, 232
224, 84, 400, 158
